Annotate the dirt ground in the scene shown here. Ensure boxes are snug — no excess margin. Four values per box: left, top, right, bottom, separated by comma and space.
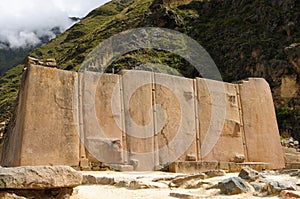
70, 171, 299, 199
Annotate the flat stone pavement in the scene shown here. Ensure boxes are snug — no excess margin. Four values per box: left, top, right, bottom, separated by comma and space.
70, 171, 299, 199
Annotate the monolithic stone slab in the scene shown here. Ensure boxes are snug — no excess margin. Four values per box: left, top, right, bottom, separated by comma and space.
0, 166, 82, 189
2, 66, 80, 166
85, 137, 122, 164
120, 70, 155, 171
239, 78, 285, 169
80, 72, 124, 164
196, 78, 245, 162
153, 73, 197, 166
1, 69, 30, 166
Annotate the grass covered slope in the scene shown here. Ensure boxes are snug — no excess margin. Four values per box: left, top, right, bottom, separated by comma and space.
0, 0, 299, 138
0, 0, 150, 122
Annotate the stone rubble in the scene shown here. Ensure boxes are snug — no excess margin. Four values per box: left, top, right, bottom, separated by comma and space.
280, 190, 300, 198
230, 154, 245, 163
217, 177, 249, 195
0, 166, 82, 199
203, 170, 226, 178
283, 146, 300, 164
82, 175, 114, 185
167, 167, 300, 198
1, 167, 300, 198
79, 167, 300, 198
169, 173, 207, 187
281, 169, 300, 177
238, 166, 261, 182
0, 192, 26, 199
281, 137, 300, 150
0, 166, 82, 189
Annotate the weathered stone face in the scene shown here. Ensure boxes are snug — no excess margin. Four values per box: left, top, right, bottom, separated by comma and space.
1, 66, 80, 167
0, 65, 285, 171
0, 166, 82, 189
218, 177, 249, 195
197, 78, 245, 163
239, 78, 285, 169
80, 72, 124, 164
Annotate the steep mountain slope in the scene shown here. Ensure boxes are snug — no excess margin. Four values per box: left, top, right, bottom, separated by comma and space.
0, 47, 32, 75
0, 0, 299, 139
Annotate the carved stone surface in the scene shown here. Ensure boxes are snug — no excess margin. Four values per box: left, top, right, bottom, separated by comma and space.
197, 78, 245, 162
0, 66, 285, 171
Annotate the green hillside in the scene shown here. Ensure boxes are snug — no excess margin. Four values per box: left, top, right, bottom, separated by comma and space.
0, 0, 299, 139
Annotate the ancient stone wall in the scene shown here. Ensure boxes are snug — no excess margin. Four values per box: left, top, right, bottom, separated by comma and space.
1, 66, 80, 166
1, 65, 285, 170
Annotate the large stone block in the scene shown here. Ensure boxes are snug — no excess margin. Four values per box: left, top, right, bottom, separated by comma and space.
0, 166, 82, 189
169, 161, 218, 173
239, 78, 285, 169
218, 177, 249, 195
1, 69, 29, 166
2, 66, 80, 167
85, 138, 122, 164
196, 78, 245, 162
120, 70, 155, 171
153, 73, 197, 166
80, 72, 124, 164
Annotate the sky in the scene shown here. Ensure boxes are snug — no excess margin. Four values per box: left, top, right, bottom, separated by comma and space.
0, 0, 110, 49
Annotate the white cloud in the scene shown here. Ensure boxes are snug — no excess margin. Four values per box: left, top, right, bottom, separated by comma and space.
0, 0, 109, 49
53, 0, 108, 17
1, 30, 41, 49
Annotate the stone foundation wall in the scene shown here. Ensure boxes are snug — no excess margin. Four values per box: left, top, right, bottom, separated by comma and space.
1, 65, 285, 170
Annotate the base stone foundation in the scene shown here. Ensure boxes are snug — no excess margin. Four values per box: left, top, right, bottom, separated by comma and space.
169, 161, 270, 173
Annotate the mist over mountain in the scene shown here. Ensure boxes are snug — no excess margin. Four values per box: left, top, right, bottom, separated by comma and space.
0, 0, 106, 74
0, 0, 106, 49
0, 20, 78, 75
